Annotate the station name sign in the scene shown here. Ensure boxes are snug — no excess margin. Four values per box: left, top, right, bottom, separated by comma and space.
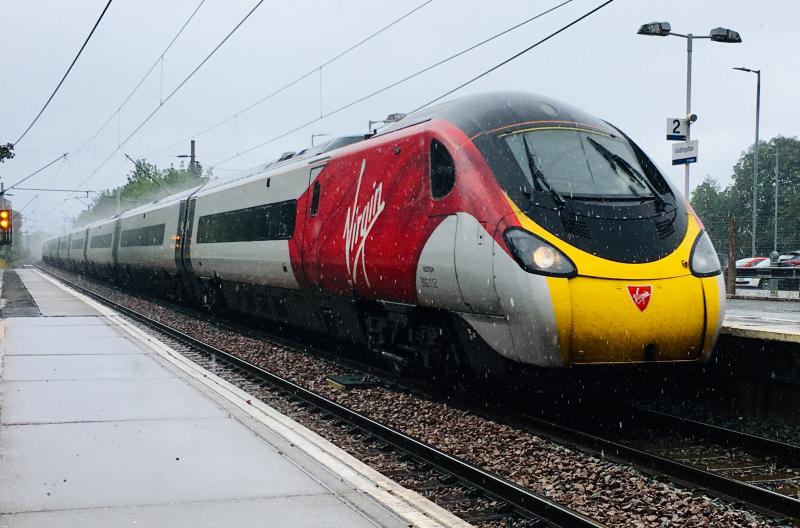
671, 140, 699, 165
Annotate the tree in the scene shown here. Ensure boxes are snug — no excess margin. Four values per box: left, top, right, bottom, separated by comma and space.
691, 135, 800, 259
74, 160, 210, 226
0, 143, 14, 163
691, 176, 730, 255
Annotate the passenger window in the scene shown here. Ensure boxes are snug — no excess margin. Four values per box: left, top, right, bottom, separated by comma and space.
310, 182, 321, 217
196, 201, 296, 243
309, 166, 324, 217
430, 139, 455, 199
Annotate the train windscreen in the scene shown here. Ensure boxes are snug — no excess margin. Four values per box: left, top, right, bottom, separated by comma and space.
499, 126, 656, 200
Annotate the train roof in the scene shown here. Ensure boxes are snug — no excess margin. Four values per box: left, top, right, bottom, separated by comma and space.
81, 216, 118, 230
200, 135, 366, 193
117, 185, 202, 219
382, 91, 612, 139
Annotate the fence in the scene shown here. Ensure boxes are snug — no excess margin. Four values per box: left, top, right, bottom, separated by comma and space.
730, 266, 800, 299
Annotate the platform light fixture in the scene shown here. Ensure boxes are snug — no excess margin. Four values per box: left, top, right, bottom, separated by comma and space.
637, 22, 671, 37
710, 27, 742, 43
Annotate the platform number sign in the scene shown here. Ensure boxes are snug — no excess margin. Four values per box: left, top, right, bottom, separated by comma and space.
666, 118, 688, 141
0, 210, 12, 246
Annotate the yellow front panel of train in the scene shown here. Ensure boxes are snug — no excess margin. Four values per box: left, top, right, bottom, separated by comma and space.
567, 276, 705, 364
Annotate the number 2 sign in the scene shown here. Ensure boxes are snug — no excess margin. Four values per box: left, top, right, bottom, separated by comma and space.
666, 118, 688, 141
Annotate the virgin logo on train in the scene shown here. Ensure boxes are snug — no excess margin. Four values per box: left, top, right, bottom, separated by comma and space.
343, 159, 386, 288
627, 285, 652, 312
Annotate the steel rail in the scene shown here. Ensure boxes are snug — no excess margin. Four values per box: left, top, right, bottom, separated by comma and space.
623, 406, 800, 467
36, 266, 605, 528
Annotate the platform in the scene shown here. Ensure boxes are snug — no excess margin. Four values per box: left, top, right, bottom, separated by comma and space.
723, 298, 800, 343
0, 269, 468, 528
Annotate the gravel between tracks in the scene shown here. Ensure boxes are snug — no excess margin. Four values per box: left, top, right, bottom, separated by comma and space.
40, 266, 791, 528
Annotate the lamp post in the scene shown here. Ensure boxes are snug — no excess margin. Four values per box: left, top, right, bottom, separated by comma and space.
732, 67, 761, 257
637, 23, 742, 199
774, 150, 779, 254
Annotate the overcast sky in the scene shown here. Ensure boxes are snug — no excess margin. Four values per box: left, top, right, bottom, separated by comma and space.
2, 0, 798, 233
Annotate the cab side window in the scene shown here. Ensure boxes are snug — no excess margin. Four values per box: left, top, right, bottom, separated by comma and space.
430, 139, 455, 199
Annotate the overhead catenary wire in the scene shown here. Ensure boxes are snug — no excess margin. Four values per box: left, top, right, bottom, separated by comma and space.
13, 0, 113, 147
76, 0, 266, 191
146, 0, 434, 158
13, 187, 97, 193
7, 153, 69, 191
210, 0, 578, 168
71, 0, 207, 157
408, 0, 615, 113
17, 194, 40, 214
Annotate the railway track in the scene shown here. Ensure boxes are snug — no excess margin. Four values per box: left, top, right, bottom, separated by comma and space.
608, 406, 800, 500
499, 404, 800, 521
36, 265, 797, 525
36, 266, 603, 528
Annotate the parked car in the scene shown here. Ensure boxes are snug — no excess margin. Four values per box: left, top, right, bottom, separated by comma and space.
735, 257, 771, 288
735, 257, 770, 268
777, 251, 800, 267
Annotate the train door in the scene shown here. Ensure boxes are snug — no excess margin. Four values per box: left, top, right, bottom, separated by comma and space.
182, 197, 199, 278
417, 137, 465, 310
174, 197, 201, 301
300, 165, 326, 287
82, 228, 89, 272
111, 219, 122, 266
66, 233, 73, 269
174, 200, 188, 275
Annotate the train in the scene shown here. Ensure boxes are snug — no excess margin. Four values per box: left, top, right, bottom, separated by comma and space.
44, 91, 725, 378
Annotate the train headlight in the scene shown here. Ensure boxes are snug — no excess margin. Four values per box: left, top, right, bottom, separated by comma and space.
690, 230, 721, 277
533, 246, 557, 269
504, 228, 576, 277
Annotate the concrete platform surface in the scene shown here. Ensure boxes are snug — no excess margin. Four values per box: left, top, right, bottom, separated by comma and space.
723, 298, 800, 343
13, 270, 99, 317
0, 269, 469, 528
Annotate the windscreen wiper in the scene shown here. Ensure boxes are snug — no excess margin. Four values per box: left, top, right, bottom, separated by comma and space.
585, 137, 666, 209
522, 135, 566, 208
